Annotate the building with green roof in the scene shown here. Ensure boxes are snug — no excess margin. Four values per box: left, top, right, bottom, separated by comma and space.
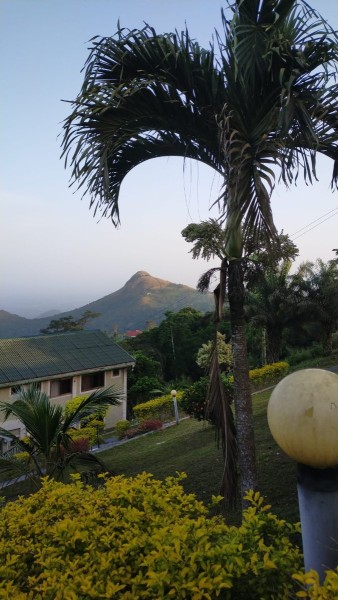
0, 331, 135, 449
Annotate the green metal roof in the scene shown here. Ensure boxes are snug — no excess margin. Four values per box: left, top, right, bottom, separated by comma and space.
0, 331, 135, 386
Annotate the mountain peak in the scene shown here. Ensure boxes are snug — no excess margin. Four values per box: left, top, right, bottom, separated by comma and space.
126, 271, 151, 284
0, 272, 213, 338
124, 271, 172, 291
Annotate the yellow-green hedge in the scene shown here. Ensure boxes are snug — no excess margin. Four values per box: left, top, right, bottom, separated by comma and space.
133, 391, 184, 422
1, 474, 335, 599
229, 361, 289, 388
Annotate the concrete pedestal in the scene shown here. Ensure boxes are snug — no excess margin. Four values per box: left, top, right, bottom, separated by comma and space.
297, 464, 338, 582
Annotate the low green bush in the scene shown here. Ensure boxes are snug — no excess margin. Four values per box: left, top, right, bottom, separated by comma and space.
115, 419, 131, 440
69, 425, 99, 447
133, 392, 184, 422
2, 473, 331, 599
287, 344, 322, 366
332, 331, 338, 349
181, 376, 234, 422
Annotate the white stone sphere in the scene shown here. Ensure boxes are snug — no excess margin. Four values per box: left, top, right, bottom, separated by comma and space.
267, 369, 338, 468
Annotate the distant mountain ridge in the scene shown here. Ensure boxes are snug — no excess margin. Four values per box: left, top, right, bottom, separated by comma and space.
0, 271, 214, 338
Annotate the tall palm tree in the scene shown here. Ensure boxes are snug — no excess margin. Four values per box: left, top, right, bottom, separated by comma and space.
294, 258, 338, 355
61, 1, 338, 504
246, 260, 298, 364
0, 384, 121, 482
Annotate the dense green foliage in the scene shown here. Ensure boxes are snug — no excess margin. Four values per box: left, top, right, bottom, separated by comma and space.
196, 332, 233, 372
126, 308, 230, 384
1, 474, 337, 598
181, 377, 234, 423
0, 385, 120, 481
133, 392, 184, 422
0, 475, 302, 599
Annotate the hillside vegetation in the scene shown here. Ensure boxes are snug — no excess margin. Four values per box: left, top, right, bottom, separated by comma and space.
0, 272, 213, 338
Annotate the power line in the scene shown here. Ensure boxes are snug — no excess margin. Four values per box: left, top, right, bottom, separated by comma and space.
292, 209, 338, 241
290, 207, 338, 237
118, 207, 338, 333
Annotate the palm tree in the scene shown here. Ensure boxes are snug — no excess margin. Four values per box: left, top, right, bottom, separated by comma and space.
0, 384, 121, 482
61, 1, 338, 504
294, 259, 338, 355
246, 260, 298, 364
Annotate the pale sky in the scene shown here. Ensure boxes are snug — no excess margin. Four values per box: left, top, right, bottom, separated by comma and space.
1, 0, 337, 318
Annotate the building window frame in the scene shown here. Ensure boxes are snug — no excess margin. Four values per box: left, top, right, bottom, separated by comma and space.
50, 377, 73, 398
81, 371, 105, 392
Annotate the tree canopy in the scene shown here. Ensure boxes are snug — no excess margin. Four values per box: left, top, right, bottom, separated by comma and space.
0, 384, 120, 482
61, 0, 338, 505
40, 310, 100, 334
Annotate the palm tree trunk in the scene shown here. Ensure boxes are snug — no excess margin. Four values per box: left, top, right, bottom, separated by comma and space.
266, 329, 282, 364
322, 329, 333, 356
228, 260, 257, 502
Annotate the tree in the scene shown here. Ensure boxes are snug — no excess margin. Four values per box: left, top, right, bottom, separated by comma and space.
294, 259, 338, 355
61, 1, 338, 505
126, 308, 218, 382
196, 332, 232, 373
0, 384, 121, 482
40, 310, 100, 334
246, 261, 299, 364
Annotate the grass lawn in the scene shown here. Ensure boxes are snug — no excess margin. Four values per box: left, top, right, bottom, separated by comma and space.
97, 388, 299, 524
0, 389, 299, 524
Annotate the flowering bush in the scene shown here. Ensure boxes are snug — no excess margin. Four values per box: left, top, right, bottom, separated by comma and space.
0, 474, 317, 599
124, 419, 163, 439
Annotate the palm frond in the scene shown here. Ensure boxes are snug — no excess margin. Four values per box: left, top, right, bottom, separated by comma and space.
62, 25, 227, 222
0, 388, 64, 457
62, 386, 121, 431
0, 457, 30, 480
50, 451, 106, 481
205, 333, 237, 505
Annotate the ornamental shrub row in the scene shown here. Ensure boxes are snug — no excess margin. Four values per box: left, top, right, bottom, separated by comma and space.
228, 361, 289, 388
133, 391, 184, 422
0, 474, 336, 599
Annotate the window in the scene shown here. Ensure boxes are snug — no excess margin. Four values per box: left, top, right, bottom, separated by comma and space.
112, 368, 120, 377
81, 371, 105, 392
50, 378, 72, 398
10, 386, 21, 397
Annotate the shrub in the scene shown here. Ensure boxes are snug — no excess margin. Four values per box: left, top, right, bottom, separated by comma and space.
124, 419, 163, 439
115, 419, 131, 440
332, 331, 338, 350
64, 395, 107, 429
287, 344, 323, 366
229, 361, 289, 388
13, 451, 30, 462
69, 425, 98, 447
0, 474, 324, 599
133, 392, 184, 422
293, 569, 338, 599
181, 376, 234, 422
67, 437, 90, 453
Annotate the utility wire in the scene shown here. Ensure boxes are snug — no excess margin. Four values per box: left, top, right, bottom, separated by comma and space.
290, 207, 338, 237
292, 209, 338, 241
120, 206, 338, 333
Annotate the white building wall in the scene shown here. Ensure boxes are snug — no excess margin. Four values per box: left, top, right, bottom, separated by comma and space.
0, 366, 129, 440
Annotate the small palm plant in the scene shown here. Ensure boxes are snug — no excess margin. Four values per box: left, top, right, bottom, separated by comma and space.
0, 383, 121, 483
